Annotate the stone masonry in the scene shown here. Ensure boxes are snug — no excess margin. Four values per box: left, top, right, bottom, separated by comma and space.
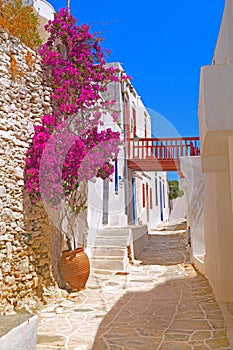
0, 28, 55, 314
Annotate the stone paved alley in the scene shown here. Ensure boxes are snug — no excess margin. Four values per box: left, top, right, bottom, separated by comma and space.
37, 228, 231, 350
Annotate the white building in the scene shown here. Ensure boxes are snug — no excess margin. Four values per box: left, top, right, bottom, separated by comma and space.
198, 0, 233, 302
87, 63, 169, 256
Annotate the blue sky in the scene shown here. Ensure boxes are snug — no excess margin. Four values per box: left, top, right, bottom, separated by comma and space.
49, 0, 225, 137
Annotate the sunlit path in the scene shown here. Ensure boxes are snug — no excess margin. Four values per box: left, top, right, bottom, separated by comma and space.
37, 224, 231, 350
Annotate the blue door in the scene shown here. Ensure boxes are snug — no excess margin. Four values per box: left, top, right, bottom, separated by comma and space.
132, 177, 137, 224
159, 180, 163, 221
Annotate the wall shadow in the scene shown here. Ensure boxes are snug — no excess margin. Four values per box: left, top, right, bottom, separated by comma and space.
92, 274, 230, 349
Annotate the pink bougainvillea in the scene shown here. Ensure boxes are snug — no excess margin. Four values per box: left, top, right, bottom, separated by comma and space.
25, 8, 126, 208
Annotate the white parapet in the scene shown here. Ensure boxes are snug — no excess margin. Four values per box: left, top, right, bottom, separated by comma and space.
0, 315, 38, 350
198, 63, 233, 173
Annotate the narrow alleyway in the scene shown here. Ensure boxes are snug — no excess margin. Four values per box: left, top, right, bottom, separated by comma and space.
37, 228, 231, 350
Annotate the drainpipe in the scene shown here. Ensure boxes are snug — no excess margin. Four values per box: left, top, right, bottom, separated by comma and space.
66, 0, 70, 12
121, 78, 129, 223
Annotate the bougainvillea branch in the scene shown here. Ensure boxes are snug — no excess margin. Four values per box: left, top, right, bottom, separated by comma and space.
25, 8, 127, 209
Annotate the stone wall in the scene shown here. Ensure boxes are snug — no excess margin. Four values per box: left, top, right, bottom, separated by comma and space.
0, 28, 57, 314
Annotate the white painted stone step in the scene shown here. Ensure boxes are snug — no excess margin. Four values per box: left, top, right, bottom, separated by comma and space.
96, 228, 130, 237
90, 247, 127, 258
94, 237, 128, 247
89, 257, 128, 271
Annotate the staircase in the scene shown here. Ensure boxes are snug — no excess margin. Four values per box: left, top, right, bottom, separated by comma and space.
89, 228, 131, 273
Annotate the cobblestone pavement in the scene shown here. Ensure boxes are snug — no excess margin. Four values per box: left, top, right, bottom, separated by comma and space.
37, 230, 231, 350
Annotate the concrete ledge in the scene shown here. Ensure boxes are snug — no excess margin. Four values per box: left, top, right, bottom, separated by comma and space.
149, 229, 187, 236
131, 225, 148, 258
0, 314, 38, 350
193, 255, 205, 275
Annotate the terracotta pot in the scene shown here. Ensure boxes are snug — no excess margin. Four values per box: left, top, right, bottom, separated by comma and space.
60, 247, 90, 291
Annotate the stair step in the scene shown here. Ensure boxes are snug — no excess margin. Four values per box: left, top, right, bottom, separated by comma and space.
90, 247, 127, 258
90, 257, 128, 271
97, 228, 130, 237
94, 237, 128, 247
91, 256, 125, 261
91, 269, 117, 275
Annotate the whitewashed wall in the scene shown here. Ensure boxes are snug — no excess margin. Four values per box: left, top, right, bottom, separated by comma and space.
87, 62, 169, 247
198, 0, 233, 301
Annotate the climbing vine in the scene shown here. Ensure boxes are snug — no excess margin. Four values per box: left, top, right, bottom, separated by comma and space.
9, 53, 24, 79
25, 9, 127, 210
25, 50, 35, 68
0, 0, 42, 49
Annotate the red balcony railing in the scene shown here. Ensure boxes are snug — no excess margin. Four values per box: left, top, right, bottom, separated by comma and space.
126, 137, 200, 171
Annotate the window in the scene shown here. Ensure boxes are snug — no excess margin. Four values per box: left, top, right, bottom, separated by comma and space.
142, 183, 145, 207
144, 120, 147, 138
132, 107, 136, 137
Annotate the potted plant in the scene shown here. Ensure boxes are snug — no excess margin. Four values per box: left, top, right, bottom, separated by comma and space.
24, 8, 126, 290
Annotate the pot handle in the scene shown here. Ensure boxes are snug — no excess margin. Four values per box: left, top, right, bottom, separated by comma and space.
65, 247, 84, 262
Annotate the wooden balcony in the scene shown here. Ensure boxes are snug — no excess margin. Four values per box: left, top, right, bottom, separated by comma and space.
126, 137, 200, 171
